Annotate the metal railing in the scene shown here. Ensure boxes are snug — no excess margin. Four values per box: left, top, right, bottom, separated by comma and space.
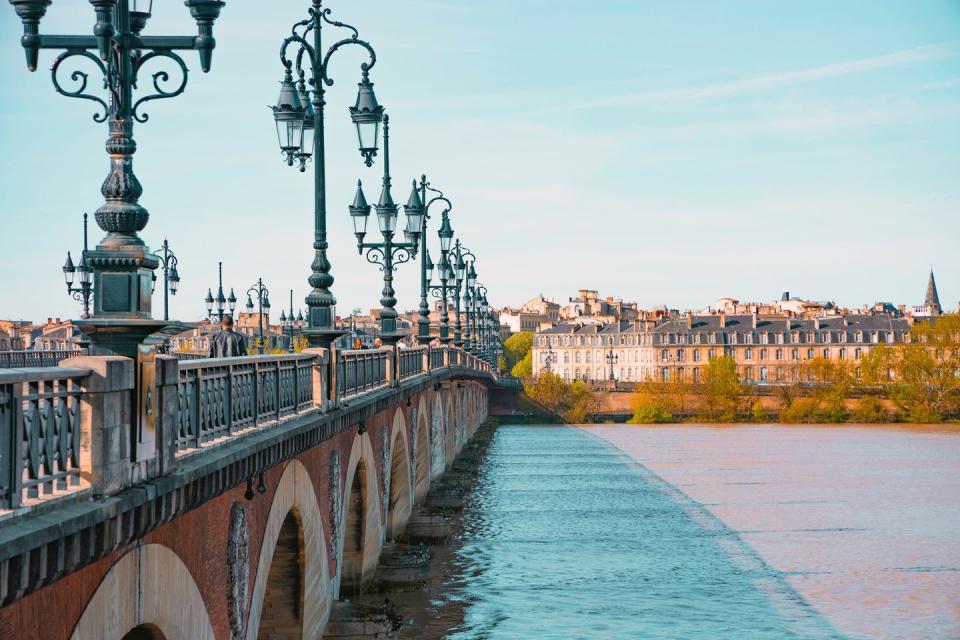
430, 347, 445, 369
398, 346, 427, 380
337, 349, 389, 398
0, 350, 88, 369
169, 351, 208, 361
175, 353, 316, 451
0, 367, 90, 509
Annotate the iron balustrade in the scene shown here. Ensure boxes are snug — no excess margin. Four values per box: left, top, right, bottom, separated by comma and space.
399, 346, 427, 379
337, 349, 389, 398
0, 350, 88, 369
0, 367, 89, 510
430, 347, 445, 370
169, 351, 211, 361
175, 354, 316, 452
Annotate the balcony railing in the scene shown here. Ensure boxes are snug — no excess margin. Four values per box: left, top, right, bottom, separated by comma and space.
175, 353, 316, 452
337, 349, 389, 398
399, 346, 427, 380
0, 350, 88, 369
0, 366, 89, 509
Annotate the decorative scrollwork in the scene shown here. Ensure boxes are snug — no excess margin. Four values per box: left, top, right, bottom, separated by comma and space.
319, 7, 360, 40
320, 38, 376, 87
51, 50, 109, 122
132, 50, 189, 123
365, 248, 386, 271
391, 247, 413, 268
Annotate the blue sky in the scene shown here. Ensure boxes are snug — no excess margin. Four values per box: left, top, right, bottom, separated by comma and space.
1, 1, 958, 322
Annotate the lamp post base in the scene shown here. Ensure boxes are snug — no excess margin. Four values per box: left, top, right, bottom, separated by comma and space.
73, 319, 184, 359
303, 327, 349, 350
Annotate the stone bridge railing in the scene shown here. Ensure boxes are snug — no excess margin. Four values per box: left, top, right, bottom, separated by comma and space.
0, 346, 492, 514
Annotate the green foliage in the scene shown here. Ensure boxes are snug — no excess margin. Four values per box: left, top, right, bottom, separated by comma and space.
502, 332, 534, 371
629, 404, 674, 424
779, 398, 818, 423
751, 400, 768, 423
850, 396, 892, 423
511, 351, 533, 379
702, 356, 743, 421
522, 372, 600, 424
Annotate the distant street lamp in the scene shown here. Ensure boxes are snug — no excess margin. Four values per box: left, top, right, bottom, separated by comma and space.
451, 240, 475, 348
271, 0, 385, 349
280, 290, 305, 353
62, 213, 94, 319
245, 279, 271, 355
204, 261, 236, 323
606, 347, 619, 386
544, 342, 557, 373
349, 115, 421, 344
151, 238, 180, 321
9, 0, 226, 355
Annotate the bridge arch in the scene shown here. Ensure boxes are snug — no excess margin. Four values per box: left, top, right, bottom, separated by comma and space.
338, 431, 383, 596
445, 391, 456, 466
246, 459, 330, 640
71, 543, 214, 640
414, 396, 431, 500
386, 408, 413, 539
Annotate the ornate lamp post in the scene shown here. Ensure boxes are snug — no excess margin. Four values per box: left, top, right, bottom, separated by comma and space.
462, 261, 478, 353
9, 0, 226, 355
606, 346, 619, 387
150, 238, 180, 321
62, 213, 94, 319
280, 290, 305, 353
204, 261, 235, 323
413, 176, 452, 342
451, 240, 475, 348
348, 116, 421, 345
244, 279, 271, 355
421, 211, 455, 344
543, 342, 556, 373
271, 0, 385, 349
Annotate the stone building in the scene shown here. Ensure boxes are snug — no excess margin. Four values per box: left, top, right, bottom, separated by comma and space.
533, 313, 911, 385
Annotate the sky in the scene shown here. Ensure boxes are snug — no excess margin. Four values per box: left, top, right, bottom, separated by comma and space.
1, 0, 958, 323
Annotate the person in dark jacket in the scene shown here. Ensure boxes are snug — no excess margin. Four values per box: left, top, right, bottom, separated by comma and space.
209, 316, 248, 358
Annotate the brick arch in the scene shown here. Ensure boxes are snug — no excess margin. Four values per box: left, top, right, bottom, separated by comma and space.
386, 408, 413, 539
246, 459, 330, 640
414, 395, 431, 500
71, 544, 214, 640
338, 432, 383, 596
445, 391, 456, 465
430, 393, 445, 479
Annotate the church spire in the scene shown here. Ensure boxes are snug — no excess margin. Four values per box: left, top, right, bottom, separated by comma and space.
925, 269, 942, 315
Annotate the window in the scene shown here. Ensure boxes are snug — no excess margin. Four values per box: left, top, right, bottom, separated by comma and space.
855, 332, 862, 343
806, 348, 814, 359
661, 367, 669, 382
886, 332, 894, 344
839, 348, 846, 360
693, 349, 701, 362
821, 331, 830, 343
776, 333, 784, 345
708, 349, 716, 359
575, 352, 581, 363
676, 349, 685, 361
791, 348, 798, 360
693, 368, 700, 383
709, 333, 717, 345
694, 333, 701, 344
839, 332, 847, 343
761, 332, 769, 345
759, 366, 768, 381
823, 348, 830, 359
745, 348, 753, 360
775, 349, 783, 360
585, 351, 592, 363
855, 348, 862, 360
745, 333, 753, 345
730, 333, 738, 345
661, 349, 669, 362
760, 348, 768, 360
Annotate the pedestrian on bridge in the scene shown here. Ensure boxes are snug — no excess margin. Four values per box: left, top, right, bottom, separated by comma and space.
209, 315, 248, 358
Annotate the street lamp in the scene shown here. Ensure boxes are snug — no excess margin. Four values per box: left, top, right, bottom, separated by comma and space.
205, 261, 235, 323
544, 342, 557, 373
413, 176, 453, 342
272, 0, 384, 349
606, 346, 619, 387
62, 213, 94, 319
450, 240, 475, 348
10, 0, 226, 355
151, 238, 180, 321
281, 290, 305, 353
349, 115, 420, 345
245, 279, 271, 355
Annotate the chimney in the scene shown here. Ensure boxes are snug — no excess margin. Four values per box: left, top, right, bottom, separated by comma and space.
719, 312, 726, 328
47, 317, 52, 326
56, 318, 61, 326
751, 311, 758, 329
686, 311, 693, 329
814, 317, 821, 330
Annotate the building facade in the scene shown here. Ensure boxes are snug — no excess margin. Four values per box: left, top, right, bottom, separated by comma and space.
533, 313, 912, 385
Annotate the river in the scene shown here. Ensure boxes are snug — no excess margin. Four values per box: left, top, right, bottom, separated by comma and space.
400, 423, 960, 639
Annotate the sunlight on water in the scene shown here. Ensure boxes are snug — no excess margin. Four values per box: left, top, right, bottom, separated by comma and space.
441, 425, 852, 639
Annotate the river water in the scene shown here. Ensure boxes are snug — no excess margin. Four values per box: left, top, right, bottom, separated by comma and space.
411, 424, 960, 640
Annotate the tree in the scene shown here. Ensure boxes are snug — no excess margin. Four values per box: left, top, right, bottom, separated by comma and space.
502, 332, 534, 372
702, 356, 743, 421
886, 314, 960, 422
511, 351, 533, 379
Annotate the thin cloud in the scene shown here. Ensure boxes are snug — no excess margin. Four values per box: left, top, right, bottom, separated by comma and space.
549, 41, 960, 112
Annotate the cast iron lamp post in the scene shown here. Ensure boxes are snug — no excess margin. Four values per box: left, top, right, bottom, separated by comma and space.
271, 0, 385, 349
606, 347, 619, 386
204, 261, 235, 322
450, 240, 476, 348
462, 261, 478, 352
150, 238, 180, 321
543, 342, 556, 373
422, 210, 455, 344
348, 115, 422, 345
9, 0, 226, 355
62, 213, 94, 319
413, 176, 452, 342
280, 290, 305, 353
245, 279, 271, 355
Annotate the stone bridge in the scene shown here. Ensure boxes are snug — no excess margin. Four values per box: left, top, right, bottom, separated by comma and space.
0, 345, 494, 639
